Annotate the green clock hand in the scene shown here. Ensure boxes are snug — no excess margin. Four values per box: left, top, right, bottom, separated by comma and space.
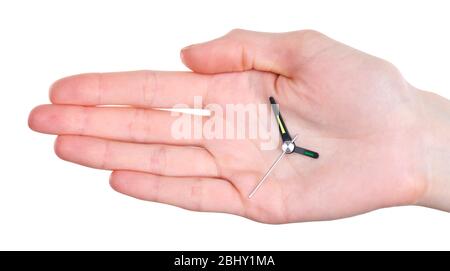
293, 146, 319, 159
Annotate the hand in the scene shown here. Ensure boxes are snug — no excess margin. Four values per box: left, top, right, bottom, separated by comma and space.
28, 29, 449, 223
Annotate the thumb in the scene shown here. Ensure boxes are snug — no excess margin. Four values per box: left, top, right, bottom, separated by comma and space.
180, 29, 329, 77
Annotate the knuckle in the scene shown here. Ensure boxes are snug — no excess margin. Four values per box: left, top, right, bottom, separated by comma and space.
147, 145, 167, 175
100, 140, 111, 169
291, 29, 324, 42
189, 181, 204, 211
142, 71, 157, 107
226, 28, 248, 37
373, 59, 406, 90
128, 108, 150, 142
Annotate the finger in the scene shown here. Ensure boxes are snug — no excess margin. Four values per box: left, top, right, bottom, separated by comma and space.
55, 135, 218, 177
50, 71, 210, 107
110, 171, 244, 215
181, 29, 331, 77
29, 104, 203, 145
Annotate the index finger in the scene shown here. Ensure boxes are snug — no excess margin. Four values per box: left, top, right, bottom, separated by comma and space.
50, 71, 211, 108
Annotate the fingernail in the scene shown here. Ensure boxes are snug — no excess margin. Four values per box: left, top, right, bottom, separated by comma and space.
180, 48, 187, 65
180, 44, 195, 65
182, 44, 195, 51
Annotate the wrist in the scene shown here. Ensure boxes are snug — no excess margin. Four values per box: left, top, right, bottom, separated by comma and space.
416, 89, 450, 211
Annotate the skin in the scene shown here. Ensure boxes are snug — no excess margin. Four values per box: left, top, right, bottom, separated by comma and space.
28, 29, 450, 223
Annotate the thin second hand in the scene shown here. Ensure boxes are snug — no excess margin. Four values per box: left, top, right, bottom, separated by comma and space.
248, 134, 299, 199
248, 150, 287, 199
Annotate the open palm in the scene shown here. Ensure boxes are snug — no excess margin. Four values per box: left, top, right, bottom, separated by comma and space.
29, 30, 425, 223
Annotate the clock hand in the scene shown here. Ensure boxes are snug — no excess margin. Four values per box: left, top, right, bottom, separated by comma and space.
293, 146, 319, 159
248, 150, 286, 199
269, 96, 292, 142
270, 97, 320, 159
248, 134, 299, 199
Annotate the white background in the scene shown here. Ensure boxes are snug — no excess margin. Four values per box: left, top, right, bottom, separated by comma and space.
1, 0, 449, 250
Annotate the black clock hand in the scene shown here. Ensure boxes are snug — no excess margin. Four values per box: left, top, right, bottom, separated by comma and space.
293, 146, 319, 159
269, 96, 292, 142
269, 96, 320, 159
